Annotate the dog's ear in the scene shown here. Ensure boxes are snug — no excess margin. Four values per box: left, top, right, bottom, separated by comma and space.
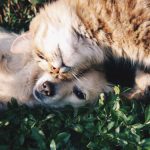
11, 32, 33, 54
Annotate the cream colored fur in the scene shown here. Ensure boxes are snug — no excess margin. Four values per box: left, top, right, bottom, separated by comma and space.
33, 70, 112, 108
0, 28, 40, 106
21, 0, 149, 99
0, 28, 112, 108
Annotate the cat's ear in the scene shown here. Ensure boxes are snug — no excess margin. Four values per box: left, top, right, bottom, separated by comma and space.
11, 32, 33, 54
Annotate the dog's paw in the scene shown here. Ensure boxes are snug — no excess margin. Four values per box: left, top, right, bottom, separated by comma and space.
0, 53, 6, 62
0, 53, 10, 72
0, 53, 9, 66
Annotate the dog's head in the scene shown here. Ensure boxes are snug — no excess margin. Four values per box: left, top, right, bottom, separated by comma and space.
33, 69, 111, 108
11, 0, 104, 81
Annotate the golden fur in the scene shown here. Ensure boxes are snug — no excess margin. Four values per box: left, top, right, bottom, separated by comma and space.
22, 0, 149, 99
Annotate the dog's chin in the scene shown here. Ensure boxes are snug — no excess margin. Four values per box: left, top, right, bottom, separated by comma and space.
33, 89, 45, 102
32, 88, 65, 108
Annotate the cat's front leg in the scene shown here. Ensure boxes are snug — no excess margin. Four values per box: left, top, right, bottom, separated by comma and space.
124, 69, 150, 100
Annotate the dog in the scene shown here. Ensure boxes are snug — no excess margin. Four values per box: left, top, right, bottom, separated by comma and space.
0, 28, 112, 108
0, 28, 40, 107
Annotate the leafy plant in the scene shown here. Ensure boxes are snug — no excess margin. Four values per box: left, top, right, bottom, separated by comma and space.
0, 0, 54, 32
0, 87, 149, 150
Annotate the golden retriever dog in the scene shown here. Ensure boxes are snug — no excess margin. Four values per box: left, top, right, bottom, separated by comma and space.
11, 0, 150, 99
0, 28, 112, 108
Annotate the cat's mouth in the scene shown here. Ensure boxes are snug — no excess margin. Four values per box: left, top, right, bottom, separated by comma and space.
46, 65, 73, 80
50, 72, 74, 81
51, 68, 91, 81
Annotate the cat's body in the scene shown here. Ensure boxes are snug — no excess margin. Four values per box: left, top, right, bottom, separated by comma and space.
11, 0, 150, 98
73, 0, 150, 65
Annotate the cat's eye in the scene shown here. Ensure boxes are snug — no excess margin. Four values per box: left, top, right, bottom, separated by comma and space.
37, 53, 45, 60
73, 86, 86, 100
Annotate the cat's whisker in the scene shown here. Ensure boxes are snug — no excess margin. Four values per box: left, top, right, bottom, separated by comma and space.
72, 72, 81, 82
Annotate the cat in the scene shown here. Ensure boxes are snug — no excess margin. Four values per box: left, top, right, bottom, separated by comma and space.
0, 27, 112, 108
11, 0, 150, 99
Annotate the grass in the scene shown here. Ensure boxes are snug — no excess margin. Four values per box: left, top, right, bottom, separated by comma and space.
0, 87, 149, 150
0, 1, 150, 150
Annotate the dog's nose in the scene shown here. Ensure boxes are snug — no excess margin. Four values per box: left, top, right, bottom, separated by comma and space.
41, 81, 55, 97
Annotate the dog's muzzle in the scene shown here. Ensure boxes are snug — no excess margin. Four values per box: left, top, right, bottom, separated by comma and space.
34, 81, 56, 101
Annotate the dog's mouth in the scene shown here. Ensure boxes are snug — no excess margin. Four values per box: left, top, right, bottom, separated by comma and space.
34, 90, 46, 101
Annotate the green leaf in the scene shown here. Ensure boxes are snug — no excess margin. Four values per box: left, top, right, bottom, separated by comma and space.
42, 114, 55, 122
0, 145, 9, 150
31, 128, 46, 150
56, 132, 71, 143
87, 142, 97, 149
13, 0, 18, 4
50, 139, 56, 150
141, 138, 150, 150
99, 93, 105, 105
113, 101, 120, 111
132, 123, 145, 129
145, 106, 150, 122
114, 86, 120, 95
29, 0, 43, 5
73, 124, 83, 133
107, 122, 115, 130
19, 134, 25, 145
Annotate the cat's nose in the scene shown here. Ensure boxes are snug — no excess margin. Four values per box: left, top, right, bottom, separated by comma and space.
51, 66, 71, 74
60, 66, 71, 73
51, 60, 71, 74
51, 66, 60, 74
40, 81, 56, 97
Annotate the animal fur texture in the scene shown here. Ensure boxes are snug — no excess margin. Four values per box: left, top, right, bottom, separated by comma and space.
0, 28, 40, 106
11, 0, 150, 99
0, 28, 111, 108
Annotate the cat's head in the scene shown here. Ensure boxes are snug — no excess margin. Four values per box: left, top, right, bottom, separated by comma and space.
11, 0, 104, 80
33, 69, 111, 108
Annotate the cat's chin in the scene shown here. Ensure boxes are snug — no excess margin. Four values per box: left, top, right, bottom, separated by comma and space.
46, 71, 73, 81
56, 73, 74, 81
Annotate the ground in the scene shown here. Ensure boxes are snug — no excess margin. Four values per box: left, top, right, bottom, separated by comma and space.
0, 1, 149, 149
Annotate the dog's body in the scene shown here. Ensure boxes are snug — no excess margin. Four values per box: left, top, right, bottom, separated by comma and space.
0, 28, 40, 106
0, 28, 112, 108
11, 0, 150, 99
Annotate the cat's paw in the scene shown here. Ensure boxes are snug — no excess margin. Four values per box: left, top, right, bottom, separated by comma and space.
121, 88, 145, 100
122, 70, 150, 100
